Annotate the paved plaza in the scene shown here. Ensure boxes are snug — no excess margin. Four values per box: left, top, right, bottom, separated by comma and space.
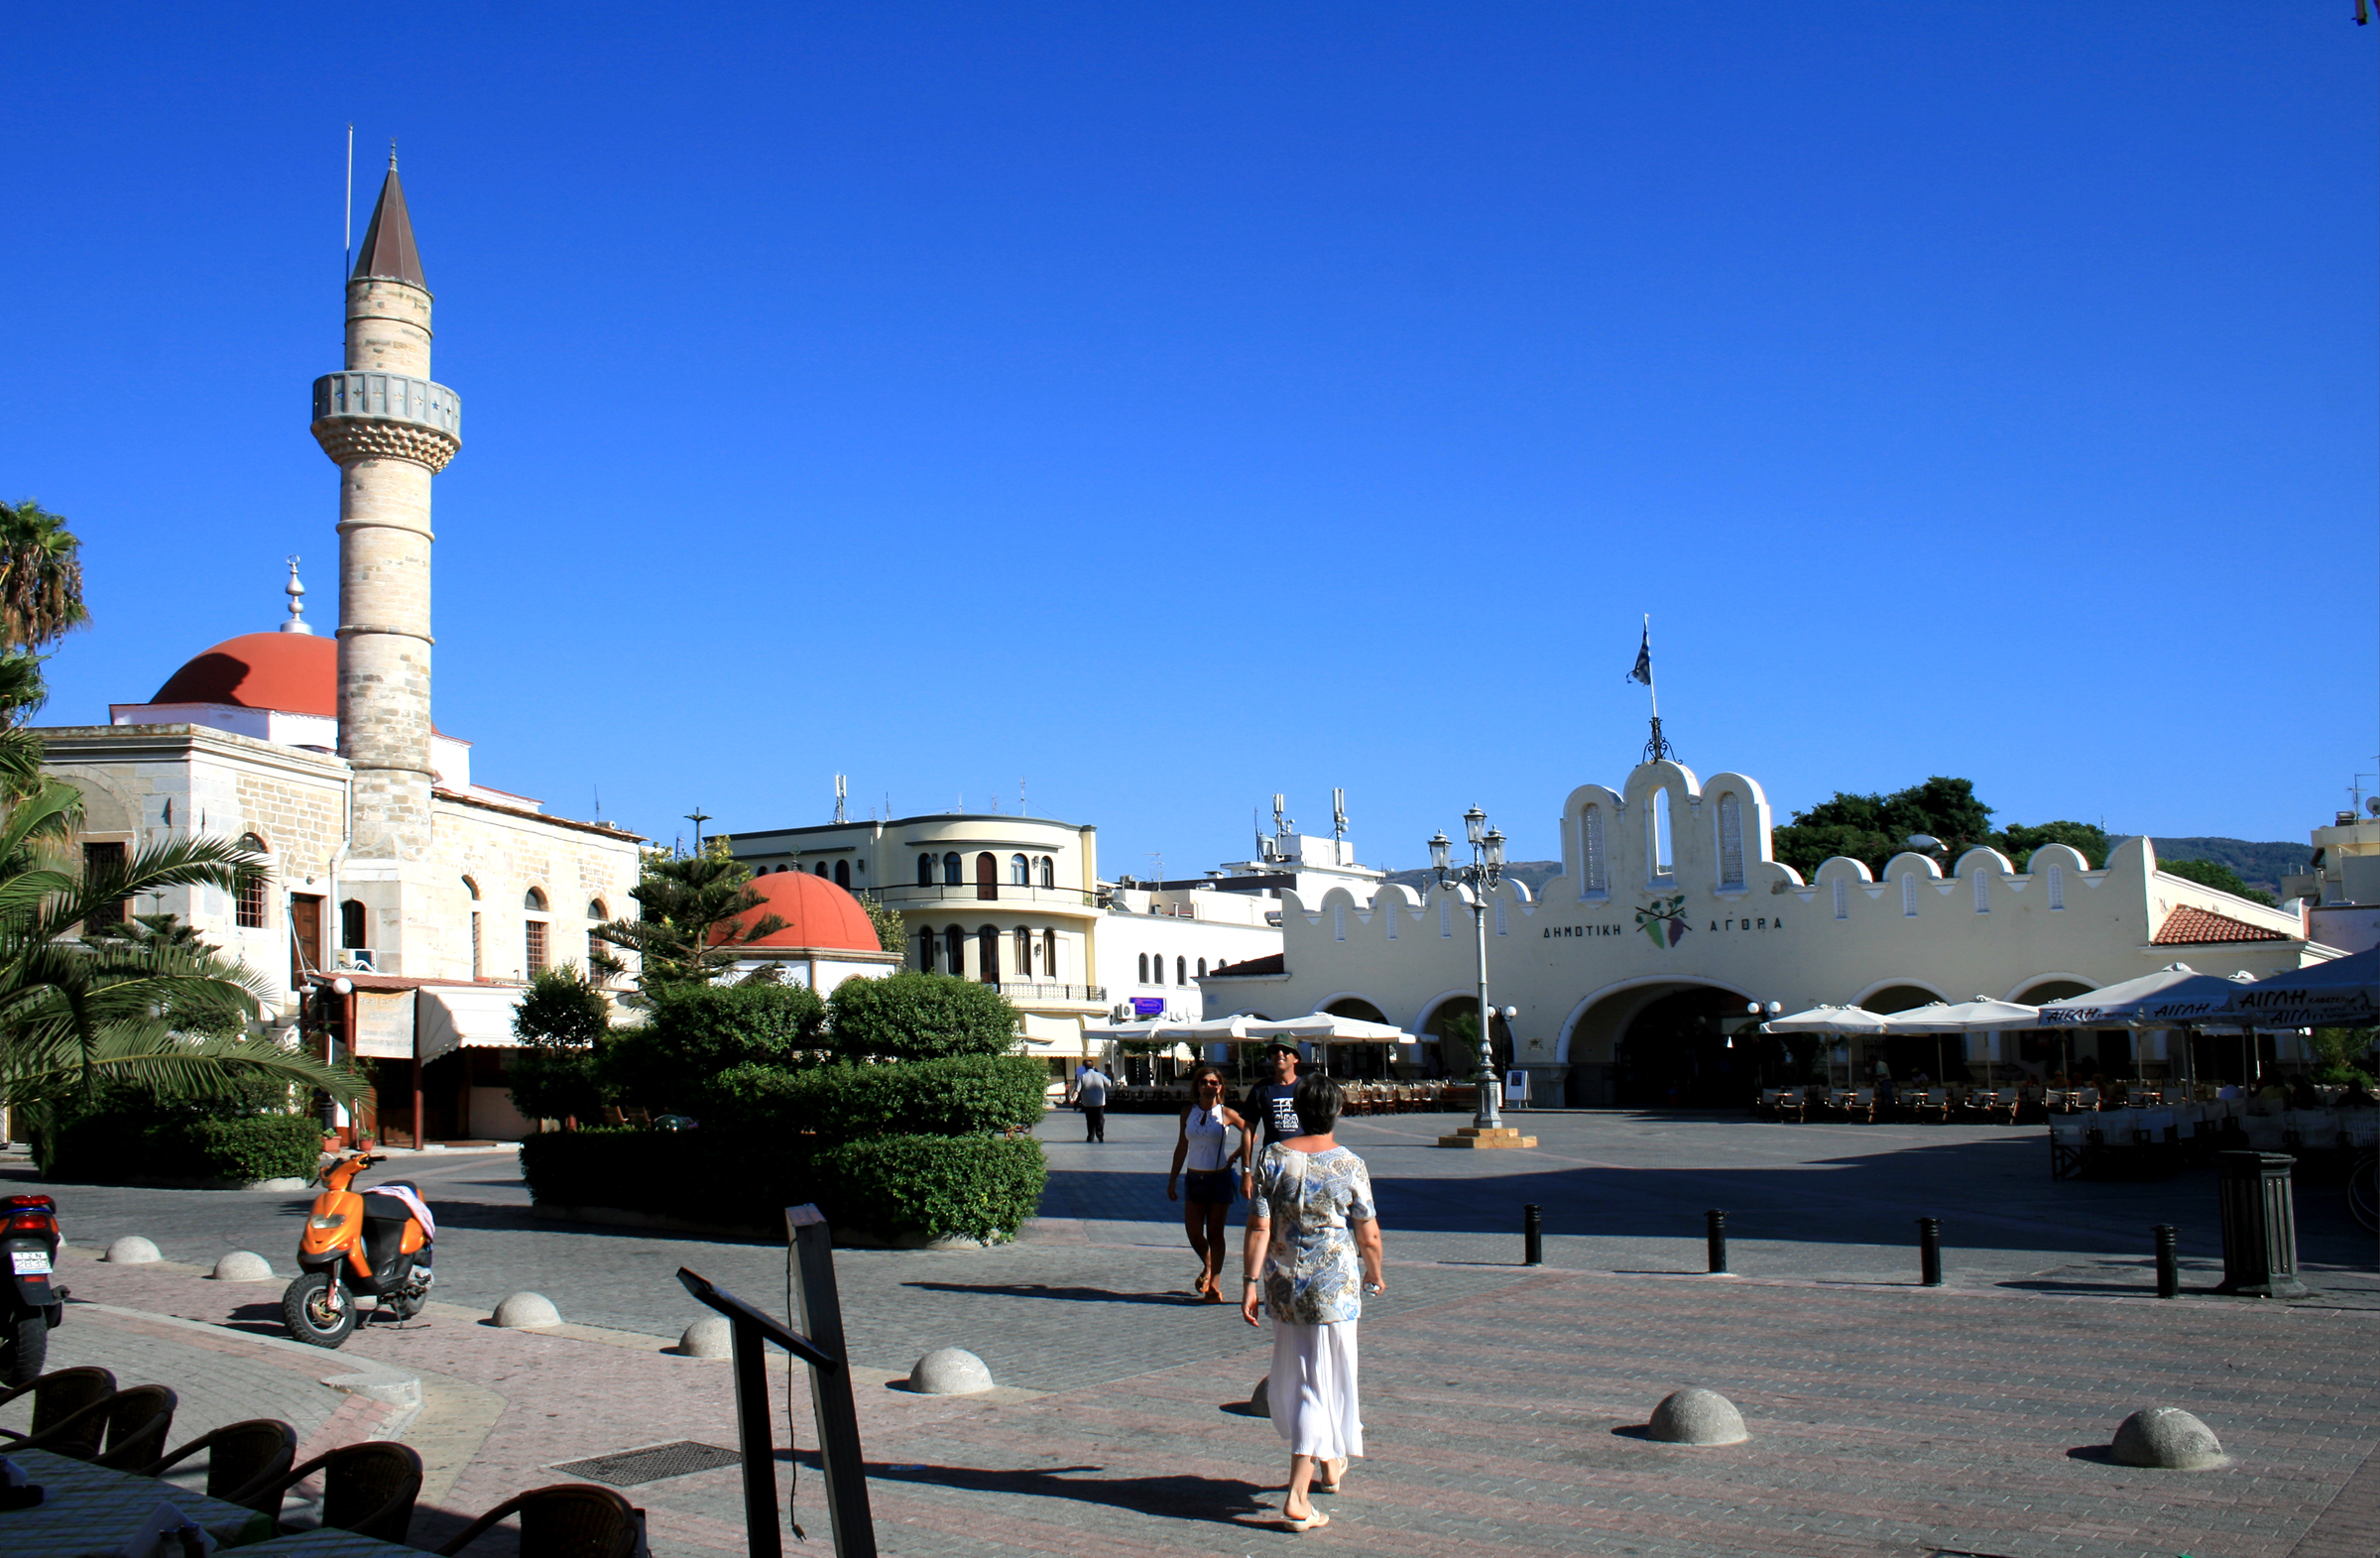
7, 1110, 2378, 1556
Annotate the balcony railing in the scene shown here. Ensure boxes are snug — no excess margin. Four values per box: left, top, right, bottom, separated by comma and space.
871, 884, 1100, 910
997, 982, 1107, 1004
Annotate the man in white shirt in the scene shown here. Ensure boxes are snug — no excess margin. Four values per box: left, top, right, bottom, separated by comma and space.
1071, 1060, 1114, 1142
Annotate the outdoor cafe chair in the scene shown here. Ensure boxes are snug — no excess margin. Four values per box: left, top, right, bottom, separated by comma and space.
2076, 1088, 2100, 1111
1846, 1089, 1874, 1124
436, 1482, 642, 1558
147, 1417, 299, 1512
263, 1440, 423, 1543
0, 1381, 167, 1463
0, 1366, 116, 1450
87, 1383, 178, 1472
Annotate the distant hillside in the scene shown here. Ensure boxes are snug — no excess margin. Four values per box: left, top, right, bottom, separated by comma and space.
1383, 839, 2306, 900
2149, 838, 2308, 899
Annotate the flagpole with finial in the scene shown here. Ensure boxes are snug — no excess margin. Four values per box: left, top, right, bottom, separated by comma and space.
1628, 613, 1676, 764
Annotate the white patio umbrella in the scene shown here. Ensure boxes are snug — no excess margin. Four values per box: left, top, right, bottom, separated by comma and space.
1877, 999, 2041, 1090
1761, 1005, 1892, 1089
2210, 946, 2380, 1032
1250, 1013, 1416, 1075
2035, 963, 2257, 1094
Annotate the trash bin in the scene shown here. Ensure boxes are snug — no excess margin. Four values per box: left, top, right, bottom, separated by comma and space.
2215, 1150, 2309, 1299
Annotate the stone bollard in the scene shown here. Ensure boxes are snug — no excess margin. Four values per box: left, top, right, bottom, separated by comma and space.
905, 1349, 993, 1395
211, 1251, 274, 1282
678, 1316, 732, 1359
1249, 1376, 1271, 1417
1646, 1387, 1747, 1446
2111, 1406, 2226, 1470
492, 1292, 560, 1328
105, 1236, 161, 1264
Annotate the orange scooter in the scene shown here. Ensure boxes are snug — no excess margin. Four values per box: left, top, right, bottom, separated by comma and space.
283, 1151, 434, 1349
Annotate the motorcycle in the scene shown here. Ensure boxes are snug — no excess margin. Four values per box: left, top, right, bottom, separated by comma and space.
282, 1152, 434, 1349
1, 1193, 66, 1385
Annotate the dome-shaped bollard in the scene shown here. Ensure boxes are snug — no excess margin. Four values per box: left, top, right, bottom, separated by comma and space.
1647, 1387, 1748, 1446
211, 1251, 273, 1281
105, 1236, 161, 1264
2112, 1406, 2225, 1470
905, 1348, 994, 1394
492, 1292, 560, 1328
678, 1317, 732, 1358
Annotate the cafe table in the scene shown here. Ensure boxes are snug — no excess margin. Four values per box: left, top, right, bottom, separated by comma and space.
1, 1446, 277, 1556
231, 1529, 420, 1557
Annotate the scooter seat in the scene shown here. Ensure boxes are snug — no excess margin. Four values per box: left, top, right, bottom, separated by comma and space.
359, 1192, 416, 1226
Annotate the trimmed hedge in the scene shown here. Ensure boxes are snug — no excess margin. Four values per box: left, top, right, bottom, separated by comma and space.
600, 982, 828, 1114
519, 1127, 1046, 1244
825, 972, 1019, 1060
700, 1054, 1047, 1140
44, 1110, 321, 1185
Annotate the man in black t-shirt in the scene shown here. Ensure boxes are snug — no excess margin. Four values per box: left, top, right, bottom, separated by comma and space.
1240, 1041, 1303, 1194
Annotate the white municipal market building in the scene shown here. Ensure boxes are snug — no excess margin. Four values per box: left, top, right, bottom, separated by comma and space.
1199, 755, 2334, 1108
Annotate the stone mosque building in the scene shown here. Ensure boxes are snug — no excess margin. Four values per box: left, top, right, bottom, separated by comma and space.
36, 162, 645, 1142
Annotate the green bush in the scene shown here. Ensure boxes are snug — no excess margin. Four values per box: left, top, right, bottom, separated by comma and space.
179, 1115, 323, 1181
601, 981, 827, 1112
701, 1054, 1047, 1139
518, 1127, 1044, 1243
826, 971, 1019, 1060
41, 1095, 321, 1185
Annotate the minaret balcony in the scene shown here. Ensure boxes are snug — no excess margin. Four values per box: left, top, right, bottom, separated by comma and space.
310, 372, 462, 470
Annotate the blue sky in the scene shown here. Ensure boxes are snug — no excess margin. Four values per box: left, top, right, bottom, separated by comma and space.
4, 4, 2373, 874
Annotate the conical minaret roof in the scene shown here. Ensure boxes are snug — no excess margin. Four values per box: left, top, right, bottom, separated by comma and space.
352, 158, 425, 288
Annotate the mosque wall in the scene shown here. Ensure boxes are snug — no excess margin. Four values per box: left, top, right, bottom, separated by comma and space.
429, 796, 643, 985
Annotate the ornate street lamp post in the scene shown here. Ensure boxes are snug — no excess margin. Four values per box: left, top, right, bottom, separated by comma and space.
1430, 805, 1518, 1133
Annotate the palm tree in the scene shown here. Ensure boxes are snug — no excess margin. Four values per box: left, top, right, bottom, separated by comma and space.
0, 782, 359, 1110
0, 500, 89, 654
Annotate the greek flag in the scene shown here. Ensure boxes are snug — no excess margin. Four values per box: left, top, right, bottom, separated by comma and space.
1626, 624, 1652, 685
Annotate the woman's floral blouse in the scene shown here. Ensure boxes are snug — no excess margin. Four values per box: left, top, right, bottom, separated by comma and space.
1251, 1141, 1375, 1324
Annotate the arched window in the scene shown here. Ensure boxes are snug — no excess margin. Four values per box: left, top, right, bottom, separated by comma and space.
339, 899, 367, 950
1648, 790, 1676, 884
919, 926, 938, 972
525, 888, 547, 911
1833, 878, 1848, 919
587, 899, 607, 920
1717, 792, 1744, 889
1196, 957, 1206, 978
1137, 953, 1149, 984
1014, 926, 1032, 973
1042, 929, 1058, 977
943, 925, 965, 974
975, 852, 998, 901
1973, 868, 1989, 913
1036, 856, 1054, 888
1581, 805, 1606, 895
465, 877, 484, 978
523, 887, 549, 974
235, 833, 269, 929
462, 875, 481, 899
918, 854, 935, 887
2047, 862, 2067, 910
1901, 872, 1919, 917
1175, 956, 1187, 985
942, 852, 962, 886
1010, 853, 1029, 887
814, 862, 827, 878
976, 925, 1000, 984
834, 859, 850, 889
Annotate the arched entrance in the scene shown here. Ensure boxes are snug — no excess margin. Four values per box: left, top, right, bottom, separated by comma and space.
1861, 984, 1960, 1084
1420, 997, 1511, 1082
1559, 979, 1753, 1108
2008, 978, 2101, 1085
1321, 997, 1391, 1079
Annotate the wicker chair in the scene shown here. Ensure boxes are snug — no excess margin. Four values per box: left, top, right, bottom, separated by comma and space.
0, 1366, 116, 1449
436, 1482, 642, 1558
147, 1417, 298, 1511
264, 1440, 423, 1543
0, 1380, 160, 1462
89, 1383, 178, 1471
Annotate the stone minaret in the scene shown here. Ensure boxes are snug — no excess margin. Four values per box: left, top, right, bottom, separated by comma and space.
310, 156, 461, 870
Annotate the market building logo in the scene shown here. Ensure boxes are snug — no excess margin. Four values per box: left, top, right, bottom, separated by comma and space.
1635, 895, 1690, 949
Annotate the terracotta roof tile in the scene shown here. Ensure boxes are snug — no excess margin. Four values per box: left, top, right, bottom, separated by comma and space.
2152, 904, 2291, 945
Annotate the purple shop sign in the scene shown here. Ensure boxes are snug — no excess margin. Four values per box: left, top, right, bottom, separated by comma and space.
1130, 997, 1166, 1017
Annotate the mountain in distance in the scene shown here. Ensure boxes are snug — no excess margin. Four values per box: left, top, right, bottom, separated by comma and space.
1382, 838, 2308, 901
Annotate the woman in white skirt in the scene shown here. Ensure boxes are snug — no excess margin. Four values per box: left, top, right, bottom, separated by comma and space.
1240, 1073, 1384, 1533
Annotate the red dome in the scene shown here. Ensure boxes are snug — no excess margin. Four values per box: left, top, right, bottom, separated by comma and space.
150, 633, 336, 717
724, 870, 883, 954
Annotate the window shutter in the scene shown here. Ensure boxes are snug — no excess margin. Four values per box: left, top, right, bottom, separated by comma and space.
1833, 879, 1847, 920
1582, 806, 1606, 894
1440, 899, 1452, 937
1718, 793, 1744, 888
2048, 864, 2065, 910
1334, 905, 1346, 941
1973, 869, 1989, 913
1902, 873, 1918, 917
1385, 905, 1397, 939
1494, 894, 1507, 936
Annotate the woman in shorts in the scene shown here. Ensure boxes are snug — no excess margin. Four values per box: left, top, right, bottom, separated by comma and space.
1167, 1062, 1250, 1301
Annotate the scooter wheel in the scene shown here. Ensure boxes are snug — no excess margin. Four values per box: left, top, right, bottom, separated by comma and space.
2, 1310, 47, 1385
283, 1271, 357, 1348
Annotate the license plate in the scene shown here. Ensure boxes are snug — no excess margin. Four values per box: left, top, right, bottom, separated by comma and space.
10, 1251, 52, 1274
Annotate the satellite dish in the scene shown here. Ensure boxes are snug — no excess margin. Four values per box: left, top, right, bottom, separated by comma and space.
2366, 796, 2379, 818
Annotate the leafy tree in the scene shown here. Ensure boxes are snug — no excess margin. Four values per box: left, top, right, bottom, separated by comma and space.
0, 500, 88, 654
1771, 776, 1994, 879
2158, 855, 2276, 906
826, 971, 1020, 1061
507, 964, 611, 1125
856, 892, 905, 958
591, 838, 786, 991
2311, 1026, 2376, 1086
600, 980, 827, 1114
1998, 820, 2108, 872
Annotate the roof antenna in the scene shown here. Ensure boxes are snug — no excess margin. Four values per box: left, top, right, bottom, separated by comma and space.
592, 784, 601, 823
833, 773, 848, 825
280, 555, 312, 635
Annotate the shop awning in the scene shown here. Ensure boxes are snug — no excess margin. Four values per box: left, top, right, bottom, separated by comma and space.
417, 985, 528, 1063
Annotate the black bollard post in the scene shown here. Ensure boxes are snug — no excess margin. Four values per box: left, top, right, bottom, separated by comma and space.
2154, 1224, 2179, 1299
1706, 1209, 1728, 1274
1522, 1203, 1543, 1265
1917, 1217, 1943, 1287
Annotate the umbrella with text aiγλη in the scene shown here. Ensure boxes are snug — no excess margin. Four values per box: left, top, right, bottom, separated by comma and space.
2036, 963, 2258, 1094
